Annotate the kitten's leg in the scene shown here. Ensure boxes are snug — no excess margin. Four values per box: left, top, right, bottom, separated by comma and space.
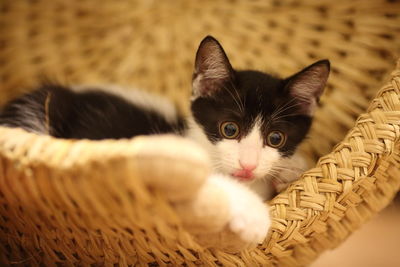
176, 173, 271, 252
129, 135, 210, 202
128, 135, 270, 251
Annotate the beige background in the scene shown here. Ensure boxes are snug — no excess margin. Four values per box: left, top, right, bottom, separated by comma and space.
314, 197, 400, 267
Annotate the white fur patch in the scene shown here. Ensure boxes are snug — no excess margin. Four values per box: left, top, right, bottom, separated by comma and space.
6, 95, 47, 134
191, 74, 205, 99
238, 119, 263, 168
208, 173, 270, 244
185, 116, 218, 163
187, 116, 282, 200
71, 84, 179, 124
216, 119, 281, 180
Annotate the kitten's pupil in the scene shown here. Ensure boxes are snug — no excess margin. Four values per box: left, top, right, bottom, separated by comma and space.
269, 133, 281, 145
267, 131, 285, 147
220, 122, 239, 139
224, 124, 237, 137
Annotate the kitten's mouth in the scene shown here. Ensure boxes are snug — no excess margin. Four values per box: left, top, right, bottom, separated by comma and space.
232, 169, 255, 181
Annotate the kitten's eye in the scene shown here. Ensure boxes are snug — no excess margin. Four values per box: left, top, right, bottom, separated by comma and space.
267, 131, 286, 148
220, 122, 240, 139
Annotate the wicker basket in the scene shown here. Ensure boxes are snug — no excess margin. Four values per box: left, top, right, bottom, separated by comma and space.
1, 0, 400, 266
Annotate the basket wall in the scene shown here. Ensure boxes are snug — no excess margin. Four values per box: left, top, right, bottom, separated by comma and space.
1, 0, 400, 266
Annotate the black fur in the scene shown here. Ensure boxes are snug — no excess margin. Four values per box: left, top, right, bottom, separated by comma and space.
0, 85, 186, 140
191, 70, 314, 156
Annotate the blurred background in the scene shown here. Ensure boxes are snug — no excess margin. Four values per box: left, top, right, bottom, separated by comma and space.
1, 0, 400, 266
313, 197, 400, 267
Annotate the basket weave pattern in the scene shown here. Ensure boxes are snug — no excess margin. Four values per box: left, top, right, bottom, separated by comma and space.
1, 0, 400, 266
268, 65, 400, 265
1, 65, 399, 266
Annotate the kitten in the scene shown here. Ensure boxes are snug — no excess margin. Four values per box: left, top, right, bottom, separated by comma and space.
0, 36, 330, 200
188, 37, 329, 198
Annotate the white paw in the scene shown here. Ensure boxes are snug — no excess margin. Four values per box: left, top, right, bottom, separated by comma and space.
228, 187, 270, 245
210, 174, 271, 246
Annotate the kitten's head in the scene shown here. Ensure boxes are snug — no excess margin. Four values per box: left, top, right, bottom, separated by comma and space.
190, 36, 330, 184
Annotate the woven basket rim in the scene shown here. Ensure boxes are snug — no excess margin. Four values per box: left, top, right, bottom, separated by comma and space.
0, 127, 208, 171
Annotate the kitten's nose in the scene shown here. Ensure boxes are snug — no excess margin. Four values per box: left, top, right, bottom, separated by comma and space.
239, 161, 257, 171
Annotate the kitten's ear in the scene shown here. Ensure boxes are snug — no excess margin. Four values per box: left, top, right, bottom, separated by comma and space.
285, 59, 330, 115
192, 36, 234, 98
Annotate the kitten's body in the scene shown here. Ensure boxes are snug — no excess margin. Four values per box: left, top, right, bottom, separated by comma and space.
0, 36, 329, 201
0, 84, 185, 139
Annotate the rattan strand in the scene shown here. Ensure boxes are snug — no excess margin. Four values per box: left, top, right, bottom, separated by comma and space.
1, 0, 400, 266
1, 61, 399, 266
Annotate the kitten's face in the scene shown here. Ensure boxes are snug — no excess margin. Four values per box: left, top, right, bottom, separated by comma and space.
190, 36, 330, 184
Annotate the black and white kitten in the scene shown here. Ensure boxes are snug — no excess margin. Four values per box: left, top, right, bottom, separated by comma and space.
0, 36, 330, 200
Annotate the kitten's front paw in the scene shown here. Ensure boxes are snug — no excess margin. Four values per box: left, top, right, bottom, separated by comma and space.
227, 179, 270, 246
131, 135, 210, 201
179, 173, 271, 252
208, 174, 271, 251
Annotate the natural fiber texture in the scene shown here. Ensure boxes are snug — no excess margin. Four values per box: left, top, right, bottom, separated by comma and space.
268, 63, 400, 265
1, 0, 400, 266
1, 65, 399, 267
1, 0, 400, 159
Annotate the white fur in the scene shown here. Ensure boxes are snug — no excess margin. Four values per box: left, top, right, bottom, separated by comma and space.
237, 120, 262, 168
185, 116, 216, 156
186, 116, 283, 200
208, 173, 270, 244
191, 74, 204, 99
5, 95, 47, 134
71, 84, 179, 124
177, 172, 271, 250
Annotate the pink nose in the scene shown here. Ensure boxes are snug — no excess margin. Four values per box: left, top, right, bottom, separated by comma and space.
239, 161, 257, 171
